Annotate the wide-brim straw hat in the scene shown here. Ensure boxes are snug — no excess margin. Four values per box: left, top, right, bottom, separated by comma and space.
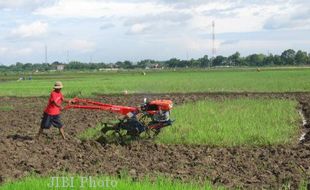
53, 81, 63, 89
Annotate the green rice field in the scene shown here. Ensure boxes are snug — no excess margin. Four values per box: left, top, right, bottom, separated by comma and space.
79, 98, 300, 146
0, 175, 221, 190
0, 68, 310, 97
158, 99, 299, 146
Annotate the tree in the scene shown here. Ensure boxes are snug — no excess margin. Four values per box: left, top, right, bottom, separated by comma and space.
263, 54, 275, 66
198, 55, 209, 67
273, 55, 282, 65
137, 59, 156, 68
23, 63, 33, 71
67, 61, 85, 70
165, 58, 180, 68
281, 49, 296, 65
245, 54, 265, 66
115, 61, 123, 68
0, 49, 309, 71
189, 59, 200, 67
212, 56, 227, 66
228, 52, 241, 66
123, 60, 133, 69
295, 50, 308, 65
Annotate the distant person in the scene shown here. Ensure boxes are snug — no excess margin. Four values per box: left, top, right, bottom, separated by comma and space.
37, 81, 68, 139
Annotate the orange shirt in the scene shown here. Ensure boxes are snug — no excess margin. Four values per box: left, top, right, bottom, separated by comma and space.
44, 91, 64, 115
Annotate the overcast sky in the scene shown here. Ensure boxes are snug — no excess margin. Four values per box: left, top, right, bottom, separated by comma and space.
0, 0, 309, 65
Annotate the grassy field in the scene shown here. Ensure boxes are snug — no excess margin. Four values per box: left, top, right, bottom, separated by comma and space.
0, 105, 14, 111
158, 99, 299, 146
0, 175, 221, 190
0, 174, 308, 190
0, 68, 310, 96
79, 99, 299, 146
0, 68, 307, 189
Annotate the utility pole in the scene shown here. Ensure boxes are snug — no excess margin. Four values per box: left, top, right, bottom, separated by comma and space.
66, 50, 69, 64
45, 44, 48, 64
186, 49, 189, 60
211, 20, 215, 68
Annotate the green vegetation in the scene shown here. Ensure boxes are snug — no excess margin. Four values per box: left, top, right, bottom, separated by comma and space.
78, 121, 119, 141
0, 105, 14, 111
0, 175, 221, 190
78, 124, 104, 141
157, 99, 299, 146
0, 49, 309, 72
1, 175, 307, 190
1, 68, 310, 97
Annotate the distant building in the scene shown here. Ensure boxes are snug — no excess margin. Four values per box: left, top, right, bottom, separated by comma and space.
145, 64, 160, 69
56, 64, 65, 71
99, 68, 119, 71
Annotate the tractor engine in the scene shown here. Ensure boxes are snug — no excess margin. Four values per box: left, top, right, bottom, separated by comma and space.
141, 100, 173, 123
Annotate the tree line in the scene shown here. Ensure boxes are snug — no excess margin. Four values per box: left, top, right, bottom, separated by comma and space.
0, 49, 309, 72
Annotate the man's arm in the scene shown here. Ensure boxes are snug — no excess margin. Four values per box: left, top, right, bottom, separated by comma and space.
51, 94, 68, 109
52, 101, 63, 109
53, 98, 74, 110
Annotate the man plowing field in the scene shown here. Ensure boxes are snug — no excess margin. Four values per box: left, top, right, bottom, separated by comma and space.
36, 81, 174, 142
65, 98, 174, 142
37, 81, 74, 140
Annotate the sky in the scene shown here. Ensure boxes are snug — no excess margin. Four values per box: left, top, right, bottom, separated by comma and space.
0, 0, 309, 65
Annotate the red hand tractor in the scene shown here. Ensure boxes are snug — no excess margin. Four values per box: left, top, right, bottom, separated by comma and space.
65, 97, 174, 142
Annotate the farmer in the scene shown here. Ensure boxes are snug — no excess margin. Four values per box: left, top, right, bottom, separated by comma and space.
37, 81, 67, 139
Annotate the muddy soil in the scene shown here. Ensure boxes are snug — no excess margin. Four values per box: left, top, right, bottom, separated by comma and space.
0, 93, 309, 189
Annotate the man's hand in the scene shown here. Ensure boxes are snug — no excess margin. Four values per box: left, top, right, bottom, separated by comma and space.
66, 98, 76, 104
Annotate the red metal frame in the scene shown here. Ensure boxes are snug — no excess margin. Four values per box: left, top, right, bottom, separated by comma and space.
65, 98, 139, 115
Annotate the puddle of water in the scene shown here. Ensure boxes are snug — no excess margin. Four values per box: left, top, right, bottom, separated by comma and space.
298, 109, 308, 143
298, 110, 307, 126
299, 133, 306, 141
